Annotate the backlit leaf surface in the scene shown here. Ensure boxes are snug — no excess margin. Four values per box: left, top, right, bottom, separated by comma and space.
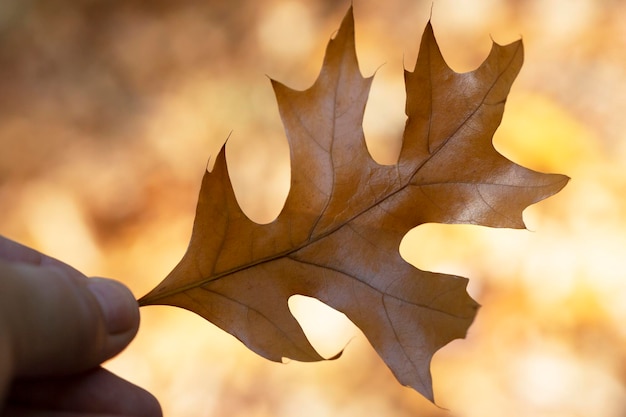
140, 8, 568, 401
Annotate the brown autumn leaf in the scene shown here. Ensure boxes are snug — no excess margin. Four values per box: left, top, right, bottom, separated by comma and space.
139, 7, 568, 401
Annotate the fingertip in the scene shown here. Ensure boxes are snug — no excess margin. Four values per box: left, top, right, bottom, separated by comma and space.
87, 278, 140, 358
87, 278, 140, 335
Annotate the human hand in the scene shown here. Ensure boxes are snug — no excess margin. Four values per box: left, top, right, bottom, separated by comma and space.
0, 236, 161, 416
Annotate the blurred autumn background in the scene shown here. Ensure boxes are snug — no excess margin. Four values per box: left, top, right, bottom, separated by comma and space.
1, 0, 625, 416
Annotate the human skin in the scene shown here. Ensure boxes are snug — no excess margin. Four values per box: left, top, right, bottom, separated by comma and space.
0, 236, 161, 417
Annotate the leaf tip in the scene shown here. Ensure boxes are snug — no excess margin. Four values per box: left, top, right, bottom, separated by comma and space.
334, 4, 355, 42
326, 349, 344, 361
205, 133, 231, 173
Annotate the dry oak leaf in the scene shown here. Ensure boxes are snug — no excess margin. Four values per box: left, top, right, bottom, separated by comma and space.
139, 7, 568, 401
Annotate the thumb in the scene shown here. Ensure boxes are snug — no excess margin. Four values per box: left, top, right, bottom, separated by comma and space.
0, 260, 140, 378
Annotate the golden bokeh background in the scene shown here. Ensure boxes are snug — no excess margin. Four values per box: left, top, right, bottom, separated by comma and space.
1, 1, 625, 416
